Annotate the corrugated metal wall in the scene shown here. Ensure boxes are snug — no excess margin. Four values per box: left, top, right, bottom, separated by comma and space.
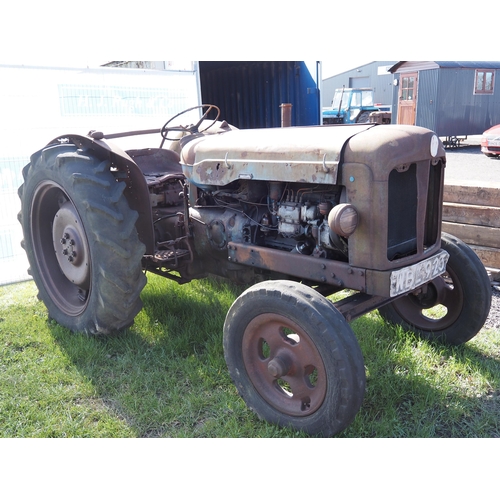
434, 68, 500, 136
199, 61, 320, 128
322, 61, 397, 109
391, 63, 500, 137
412, 68, 440, 132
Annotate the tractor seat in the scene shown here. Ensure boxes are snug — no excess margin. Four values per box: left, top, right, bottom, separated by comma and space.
127, 148, 184, 177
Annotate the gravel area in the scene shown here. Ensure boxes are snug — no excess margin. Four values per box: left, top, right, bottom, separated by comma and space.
485, 285, 500, 331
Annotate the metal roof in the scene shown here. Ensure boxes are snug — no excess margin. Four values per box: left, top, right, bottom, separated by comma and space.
435, 61, 500, 68
390, 61, 500, 72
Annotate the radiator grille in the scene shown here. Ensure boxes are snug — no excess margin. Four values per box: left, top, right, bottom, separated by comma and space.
387, 164, 417, 260
387, 161, 443, 261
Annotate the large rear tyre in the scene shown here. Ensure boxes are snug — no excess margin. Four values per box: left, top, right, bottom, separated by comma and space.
379, 233, 491, 345
18, 143, 147, 334
223, 280, 366, 437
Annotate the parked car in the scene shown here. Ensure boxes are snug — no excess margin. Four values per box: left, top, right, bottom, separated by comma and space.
481, 124, 500, 158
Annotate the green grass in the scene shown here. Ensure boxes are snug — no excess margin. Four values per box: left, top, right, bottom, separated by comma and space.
1, 275, 499, 438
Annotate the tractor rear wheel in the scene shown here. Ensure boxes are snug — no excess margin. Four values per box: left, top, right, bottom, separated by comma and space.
18, 144, 146, 334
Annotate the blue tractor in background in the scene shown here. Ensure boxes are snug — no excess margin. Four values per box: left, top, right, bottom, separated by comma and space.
323, 87, 380, 124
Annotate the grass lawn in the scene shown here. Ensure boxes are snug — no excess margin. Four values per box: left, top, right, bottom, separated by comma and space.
1, 274, 499, 438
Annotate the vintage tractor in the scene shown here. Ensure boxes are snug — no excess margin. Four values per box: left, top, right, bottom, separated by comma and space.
322, 87, 380, 124
18, 105, 491, 437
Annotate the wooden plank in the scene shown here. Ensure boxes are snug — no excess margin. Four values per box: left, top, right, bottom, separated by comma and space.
486, 268, 500, 282
442, 221, 500, 248
442, 183, 500, 275
443, 184, 500, 208
443, 202, 500, 228
468, 245, 500, 271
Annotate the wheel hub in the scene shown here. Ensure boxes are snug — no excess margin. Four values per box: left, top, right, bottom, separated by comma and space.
242, 313, 327, 417
52, 202, 90, 288
410, 283, 439, 308
267, 355, 291, 378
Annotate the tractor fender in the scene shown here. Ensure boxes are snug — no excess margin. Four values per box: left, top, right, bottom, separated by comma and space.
46, 133, 155, 254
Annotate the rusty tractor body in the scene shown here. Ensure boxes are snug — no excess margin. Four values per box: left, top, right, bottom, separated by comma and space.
19, 105, 491, 436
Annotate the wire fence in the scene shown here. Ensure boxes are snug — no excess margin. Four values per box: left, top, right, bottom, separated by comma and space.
0, 63, 200, 286
0, 156, 30, 285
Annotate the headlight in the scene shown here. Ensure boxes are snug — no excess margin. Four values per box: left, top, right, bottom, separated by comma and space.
328, 203, 359, 238
430, 134, 439, 157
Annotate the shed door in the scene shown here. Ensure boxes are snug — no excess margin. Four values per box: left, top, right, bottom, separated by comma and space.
349, 76, 370, 88
397, 72, 418, 125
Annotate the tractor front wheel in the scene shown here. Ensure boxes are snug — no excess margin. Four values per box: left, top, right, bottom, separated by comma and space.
379, 233, 491, 345
223, 280, 366, 437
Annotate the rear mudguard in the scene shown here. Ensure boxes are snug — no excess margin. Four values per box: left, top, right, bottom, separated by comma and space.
46, 134, 155, 254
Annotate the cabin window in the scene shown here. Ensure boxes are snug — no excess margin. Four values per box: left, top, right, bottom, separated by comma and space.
474, 69, 495, 94
401, 75, 416, 100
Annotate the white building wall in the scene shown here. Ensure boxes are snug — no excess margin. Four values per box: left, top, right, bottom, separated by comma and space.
0, 63, 200, 285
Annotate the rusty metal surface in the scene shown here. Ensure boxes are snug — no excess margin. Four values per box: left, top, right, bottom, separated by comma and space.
333, 293, 396, 322
46, 133, 155, 254
180, 124, 374, 187
227, 243, 451, 301
342, 124, 446, 175
364, 249, 449, 297
241, 311, 327, 416
227, 242, 366, 291
340, 125, 446, 271
280, 103, 292, 127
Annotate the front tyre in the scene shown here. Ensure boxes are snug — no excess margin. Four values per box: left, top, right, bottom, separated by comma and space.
18, 144, 147, 334
223, 280, 366, 437
379, 233, 491, 345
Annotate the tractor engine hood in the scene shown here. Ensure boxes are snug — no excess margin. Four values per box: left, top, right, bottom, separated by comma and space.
180, 124, 375, 187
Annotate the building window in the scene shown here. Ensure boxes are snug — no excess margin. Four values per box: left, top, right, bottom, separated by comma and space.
474, 69, 495, 94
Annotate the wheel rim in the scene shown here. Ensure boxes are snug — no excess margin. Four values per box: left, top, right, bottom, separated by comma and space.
242, 313, 327, 417
30, 181, 91, 316
391, 266, 463, 331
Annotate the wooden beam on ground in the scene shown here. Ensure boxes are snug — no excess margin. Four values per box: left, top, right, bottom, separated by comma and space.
443, 183, 500, 279
468, 245, 500, 270
442, 221, 500, 248
444, 184, 500, 208
443, 202, 500, 227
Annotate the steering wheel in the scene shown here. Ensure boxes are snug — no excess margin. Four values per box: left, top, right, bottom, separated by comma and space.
160, 104, 221, 144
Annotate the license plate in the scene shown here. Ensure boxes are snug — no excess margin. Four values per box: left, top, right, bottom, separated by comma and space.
489, 140, 500, 147
390, 251, 449, 297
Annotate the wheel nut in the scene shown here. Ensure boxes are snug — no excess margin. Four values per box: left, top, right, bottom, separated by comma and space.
268, 356, 289, 378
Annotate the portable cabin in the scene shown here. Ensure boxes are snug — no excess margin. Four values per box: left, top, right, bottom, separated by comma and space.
389, 61, 500, 140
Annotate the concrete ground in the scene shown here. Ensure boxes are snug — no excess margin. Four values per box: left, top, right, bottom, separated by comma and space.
443, 137, 500, 187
